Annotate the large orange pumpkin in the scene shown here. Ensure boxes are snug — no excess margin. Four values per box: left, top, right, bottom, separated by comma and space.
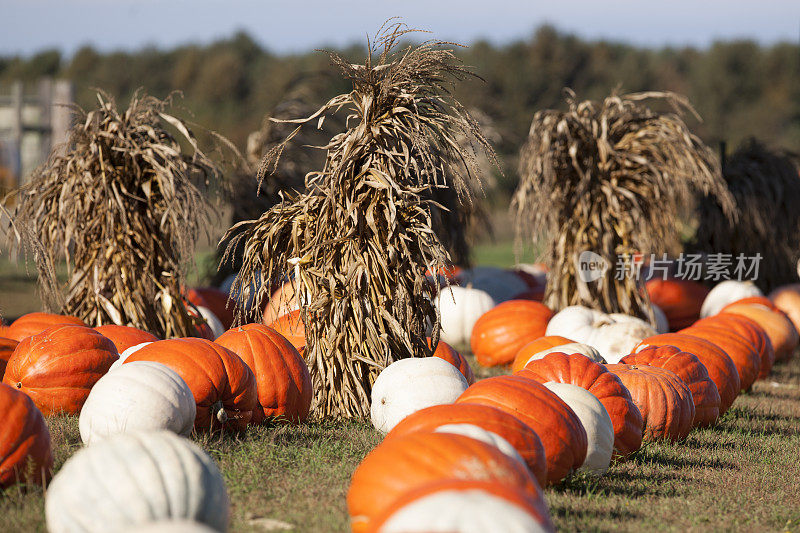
124, 338, 258, 431
768, 284, 800, 333
511, 335, 574, 373
721, 303, 798, 361
428, 337, 475, 385
215, 324, 312, 424
455, 375, 587, 485
620, 345, 720, 427
267, 310, 306, 355
6, 312, 86, 342
385, 403, 547, 487
370, 479, 554, 533
721, 296, 779, 312
92, 325, 159, 354
692, 313, 775, 379
604, 364, 695, 441
0, 337, 17, 379
515, 352, 643, 457
470, 301, 553, 367
646, 278, 709, 331
0, 382, 54, 489
3, 325, 118, 415
681, 324, 761, 391
187, 287, 235, 330
636, 333, 740, 415
347, 432, 540, 533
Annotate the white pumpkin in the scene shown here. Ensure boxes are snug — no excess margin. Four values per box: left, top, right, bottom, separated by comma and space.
371, 358, 468, 433
110, 341, 153, 371
434, 423, 526, 467
119, 522, 218, 533
458, 266, 528, 303
79, 361, 196, 445
435, 286, 496, 347
546, 306, 656, 363
45, 431, 229, 533
700, 280, 763, 318
523, 342, 606, 366
197, 306, 225, 339
543, 382, 614, 475
376, 485, 550, 533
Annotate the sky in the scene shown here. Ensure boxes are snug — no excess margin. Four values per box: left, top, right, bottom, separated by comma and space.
1, 0, 799, 57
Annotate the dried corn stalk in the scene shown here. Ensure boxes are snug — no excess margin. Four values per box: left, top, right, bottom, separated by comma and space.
514, 90, 735, 321
223, 22, 493, 418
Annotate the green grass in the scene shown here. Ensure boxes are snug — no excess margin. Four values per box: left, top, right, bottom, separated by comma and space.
2, 357, 799, 532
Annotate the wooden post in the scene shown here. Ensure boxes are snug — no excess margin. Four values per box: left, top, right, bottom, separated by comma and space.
38, 78, 53, 165
51, 80, 73, 151
10, 80, 23, 188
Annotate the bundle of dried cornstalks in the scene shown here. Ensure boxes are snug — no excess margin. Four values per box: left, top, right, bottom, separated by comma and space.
692, 138, 800, 291
223, 22, 492, 418
514, 90, 734, 321
8, 91, 222, 337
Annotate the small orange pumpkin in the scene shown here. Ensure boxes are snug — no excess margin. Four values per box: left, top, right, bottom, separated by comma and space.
721, 303, 798, 361
692, 313, 775, 379
0, 337, 18, 379
92, 325, 159, 354
681, 324, 761, 391
768, 284, 800, 333
511, 335, 574, 373
604, 364, 695, 441
428, 337, 475, 385
186, 287, 235, 330
470, 301, 553, 367
0, 382, 54, 489
646, 278, 709, 331
6, 312, 86, 342
3, 325, 118, 415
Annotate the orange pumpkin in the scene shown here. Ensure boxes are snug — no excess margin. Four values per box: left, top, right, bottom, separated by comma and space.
646, 278, 709, 331
516, 352, 644, 456
3, 325, 117, 415
455, 375, 587, 485
263, 279, 300, 325
347, 432, 540, 533
215, 324, 312, 424
92, 325, 159, 354
124, 338, 258, 431
0, 337, 17, 379
681, 322, 761, 391
722, 296, 779, 312
620, 345, 720, 427
692, 313, 775, 380
0, 382, 54, 489
428, 338, 475, 385
511, 335, 574, 373
267, 310, 306, 355
386, 403, 547, 487
721, 303, 798, 361
605, 364, 695, 441
768, 284, 800, 333
187, 287, 235, 330
636, 333, 740, 415
470, 301, 553, 367
370, 479, 554, 533
6, 312, 86, 342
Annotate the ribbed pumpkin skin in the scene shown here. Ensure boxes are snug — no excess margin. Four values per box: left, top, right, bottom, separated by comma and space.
0, 382, 53, 489
125, 338, 258, 431
428, 338, 475, 385
455, 375, 587, 485
1, 336, 17, 379
347, 432, 539, 533
93, 325, 159, 354
470, 301, 553, 367
621, 345, 720, 427
371, 479, 554, 533
721, 303, 798, 361
6, 312, 86, 341
3, 325, 118, 415
722, 296, 779, 312
267, 310, 306, 355
215, 324, 312, 424
646, 278, 709, 331
516, 352, 643, 457
385, 403, 547, 487
692, 314, 775, 379
604, 364, 695, 441
636, 333, 740, 415
511, 335, 574, 373
681, 325, 761, 391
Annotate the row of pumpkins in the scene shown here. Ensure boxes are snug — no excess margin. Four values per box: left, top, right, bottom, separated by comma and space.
345, 275, 800, 532
2, 270, 800, 532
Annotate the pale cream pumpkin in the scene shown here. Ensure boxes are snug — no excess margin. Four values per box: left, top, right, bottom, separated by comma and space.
435, 286, 496, 347
700, 280, 763, 318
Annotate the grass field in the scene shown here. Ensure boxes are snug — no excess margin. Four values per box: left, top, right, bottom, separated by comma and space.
1, 355, 799, 532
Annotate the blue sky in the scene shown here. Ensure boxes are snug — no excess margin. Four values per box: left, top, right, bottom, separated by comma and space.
1, 0, 799, 56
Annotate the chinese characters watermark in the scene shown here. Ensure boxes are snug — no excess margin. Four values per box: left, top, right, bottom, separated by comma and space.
578, 252, 762, 282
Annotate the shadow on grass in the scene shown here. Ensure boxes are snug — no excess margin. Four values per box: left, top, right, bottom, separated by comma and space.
547, 503, 641, 523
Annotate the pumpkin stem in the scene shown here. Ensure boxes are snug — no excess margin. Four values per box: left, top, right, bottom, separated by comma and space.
211, 401, 228, 424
